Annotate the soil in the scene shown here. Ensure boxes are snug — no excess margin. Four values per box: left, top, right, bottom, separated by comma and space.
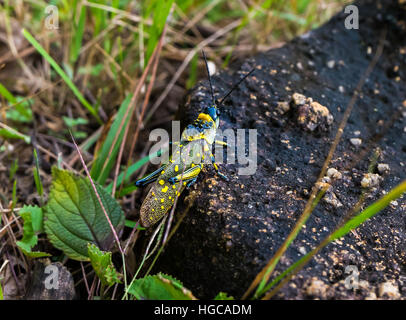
151, 0, 406, 299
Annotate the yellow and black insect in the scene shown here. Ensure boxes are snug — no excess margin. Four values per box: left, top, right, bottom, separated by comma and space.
136, 51, 255, 227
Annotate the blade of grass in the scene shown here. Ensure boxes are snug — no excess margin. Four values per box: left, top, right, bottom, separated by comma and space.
145, 18, 242, 122
0, 121, 31, 144
261, 179, 406, 299
69, 130, 127, 296
33, 148, 44, 204
104, 148, 164, 194
0, 260, 9, 301
70, 1, 87, 65
21, 29, 102, 124
112, 9, 172, 196
242, 29, 386, 300
90, 94, 133, 184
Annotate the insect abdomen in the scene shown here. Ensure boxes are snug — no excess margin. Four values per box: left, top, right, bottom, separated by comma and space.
140, 179, 185, 227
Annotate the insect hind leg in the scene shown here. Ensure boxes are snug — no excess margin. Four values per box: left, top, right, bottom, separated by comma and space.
135, 165, 166, 187
209, 153, 229, 181
168, 165, 202, 184
186, 177, 198, 189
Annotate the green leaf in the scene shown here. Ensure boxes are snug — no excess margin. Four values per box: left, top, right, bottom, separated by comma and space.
21, 29, 101, 124
214, 292, 234, 300
16, 205, 50, 258
44, 167, 125, 261
87, 243, 121, 286
128, 273, 196, 300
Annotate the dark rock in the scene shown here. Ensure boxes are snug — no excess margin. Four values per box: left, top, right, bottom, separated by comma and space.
24, 260, 76, 300
153, 0, 406, 299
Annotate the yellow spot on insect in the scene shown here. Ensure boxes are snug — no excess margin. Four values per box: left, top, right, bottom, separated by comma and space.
161, 205, 164, 209
154, 197, 158, 201
161, 198, 164, 203
172, 198, 175, 202
150, 216, 153, 220
159, 179, 165, 185
191, 163, 195, 167
175, 165, 179, 172
161, 170, 165, 174
172, 185, 177, 189
183, 182, 187, 186
179, 144, 183, 147
169, 196, 172, 199
198, 113, 214, 123
161, 186, 168, 193
152, 209, 155, 212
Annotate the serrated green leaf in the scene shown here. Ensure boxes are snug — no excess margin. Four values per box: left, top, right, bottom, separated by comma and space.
214, 292, 234, 300
87, 243, 121, 286
16, 205, 50, 258
128, 273, 196, 300
44, 167, 125, 261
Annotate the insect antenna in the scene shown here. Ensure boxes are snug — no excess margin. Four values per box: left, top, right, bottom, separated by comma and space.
217, 67, 256, 107
202, 50, 216, 106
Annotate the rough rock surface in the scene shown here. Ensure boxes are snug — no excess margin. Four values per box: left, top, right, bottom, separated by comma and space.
151, 0, 406, 299
24, 260, 76, 300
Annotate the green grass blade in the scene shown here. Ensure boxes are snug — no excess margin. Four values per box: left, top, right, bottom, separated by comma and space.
90, 94, 133, 184
21, 29, 102, 124
0, 82, 16, 103
258, 179, 406, 298
329, 180, 406, 241
255, 187, 326, 297
70, 4, 87, 64
0, 122, 31, 144
33, 148, 44, 201
105, 148, 164, 194
144, 0, 174, 64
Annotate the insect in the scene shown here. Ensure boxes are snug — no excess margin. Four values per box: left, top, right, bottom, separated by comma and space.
136, 51, 255, 227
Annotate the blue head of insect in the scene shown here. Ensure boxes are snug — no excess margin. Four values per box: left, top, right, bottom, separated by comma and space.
203, 105, 220, 127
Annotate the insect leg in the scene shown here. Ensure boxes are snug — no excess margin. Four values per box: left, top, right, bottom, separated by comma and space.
168, 164, 202, 184
186, 177, 198, 189
209, 153, 229, 181
215, 140, 228, 146
135, 165, 167, 187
